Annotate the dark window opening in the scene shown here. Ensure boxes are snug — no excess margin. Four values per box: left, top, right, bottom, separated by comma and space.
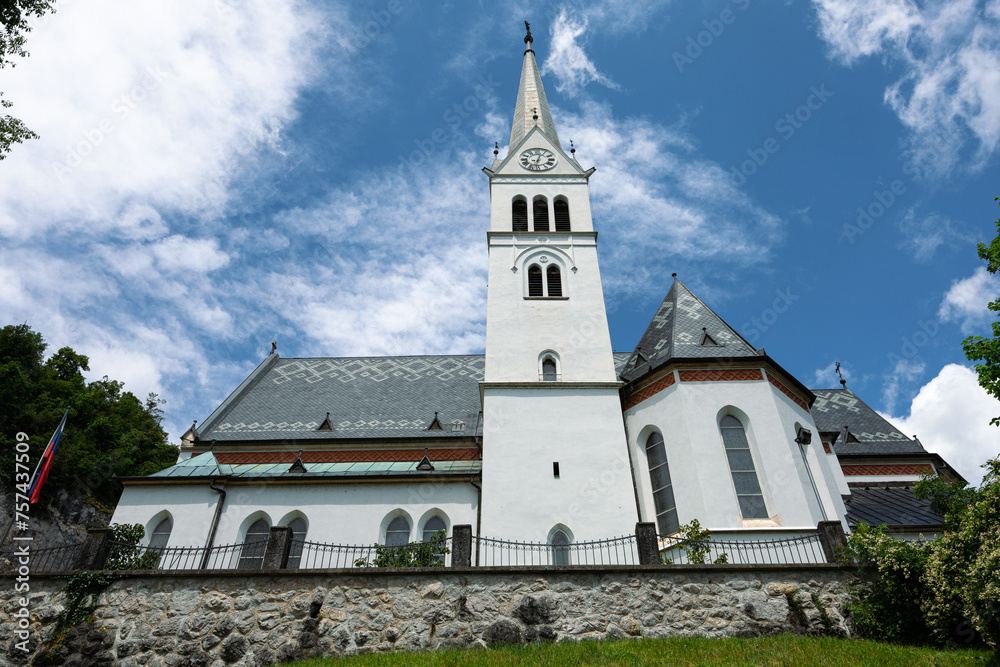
553, 462, 560, 478
533, 198, 550, 232
551, 530, 570, 566
528, 265, 543, 296
512, 198, 528, 232
645, 432, 679, 535
238, 519, 269, 570
546, 265, 562, 297
386, 516, 410, 546
542, 358, 557, 381
286, 518, 307, 569
720, 415, 769, 519
554, 199, 570, 231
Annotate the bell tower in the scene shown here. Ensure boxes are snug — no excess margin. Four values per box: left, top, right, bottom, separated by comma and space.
478, 24, 637, 543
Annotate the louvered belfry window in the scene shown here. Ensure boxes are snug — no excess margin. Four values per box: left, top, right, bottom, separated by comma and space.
533, 198, 550, 232
512, 198, 528, 231
546, 265, 562, 297
554, 199, 571, 231
720, 415, 769, 519
645, 432, 679, 535
528, 265, 543, 296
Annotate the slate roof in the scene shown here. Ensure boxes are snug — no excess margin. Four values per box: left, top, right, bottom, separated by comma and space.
811, 389, 926, 455
621, 279, 759, 381
139, 452, 480, 480
509, 28, 560, 150
844, 486, 944, 529
199, 355, 484, 442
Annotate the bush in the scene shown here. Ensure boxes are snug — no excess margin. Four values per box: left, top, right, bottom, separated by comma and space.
354, 530, 449, 568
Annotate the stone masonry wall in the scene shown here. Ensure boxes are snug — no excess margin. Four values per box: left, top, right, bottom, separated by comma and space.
1, 565, 855, 666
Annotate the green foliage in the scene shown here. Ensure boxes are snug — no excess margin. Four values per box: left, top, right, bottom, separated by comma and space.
841, 522, 932, 644
811, 591, 834, 634
0, 323, 178, 508
105, 522, 158, 571
962, 196, 1000, 426
353, 531, 450, 568
659, 519, 728, 565
0, 0, 56, 159
56, 570, 115, 629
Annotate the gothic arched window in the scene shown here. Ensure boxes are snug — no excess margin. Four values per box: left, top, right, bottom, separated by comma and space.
644, 432, 678, 535
422, 515, 447, 564
554, 198, 571, 232
720, 415, 768, 519
512, 198, 528, 232
546, 265, 562, 297
528, 265, 544, 296
550, 530, 570, 566
533, 197, 550, 232
385, 515, 410, 546
286, 517, 307, 569
238, 518, 270, 570
148, 516, 172, 552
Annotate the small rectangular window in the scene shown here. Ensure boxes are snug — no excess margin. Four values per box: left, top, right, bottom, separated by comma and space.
553, 462, 560, 478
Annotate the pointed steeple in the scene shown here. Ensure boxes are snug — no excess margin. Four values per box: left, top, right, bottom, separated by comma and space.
510, 21, 560, 150
622, 278, 759, 379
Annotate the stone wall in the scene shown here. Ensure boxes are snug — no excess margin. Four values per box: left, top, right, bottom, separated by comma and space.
2, 565, 855, 666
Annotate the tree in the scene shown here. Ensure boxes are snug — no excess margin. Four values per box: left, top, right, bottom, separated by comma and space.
0, 0, 56, 159
962, 196, 1000, 425
0, 323, 178, 509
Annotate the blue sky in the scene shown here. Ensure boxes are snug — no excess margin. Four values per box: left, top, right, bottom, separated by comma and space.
2, 0, 999, 483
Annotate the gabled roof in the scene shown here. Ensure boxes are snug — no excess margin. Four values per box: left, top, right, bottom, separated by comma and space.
845, 486, 944, 530
621, 279, 759, 380
811, 389, 925, 455
197, 355, 484, 442
509, 28, 560, 150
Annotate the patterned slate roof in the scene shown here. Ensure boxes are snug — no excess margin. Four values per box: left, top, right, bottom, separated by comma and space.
845, 486, 944, 529
144, 452, 481, 479
621, 280, 758, 380
200, 355, 484, 442
811, 389, 925, 455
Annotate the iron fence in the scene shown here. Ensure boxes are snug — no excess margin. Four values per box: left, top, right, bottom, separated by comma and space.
473, 534, 639, 567
0, 541, 84, 575
290, 537, 453, 569
101, 539, 268, 571
658, 533, 826, 565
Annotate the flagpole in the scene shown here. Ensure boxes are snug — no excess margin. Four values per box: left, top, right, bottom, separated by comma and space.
2, 407, 70, 547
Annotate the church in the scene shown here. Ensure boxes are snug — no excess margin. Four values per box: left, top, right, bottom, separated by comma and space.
109, 26, 964, 562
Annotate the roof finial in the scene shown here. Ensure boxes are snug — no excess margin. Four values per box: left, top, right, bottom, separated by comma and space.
835, 361, 847, 388
493, 141, 499, 158
570, 140, 576, 157
532, 106, 538, 122
271, 340, 277, 354
524, 21, 533, 45
671, 272, 677, 279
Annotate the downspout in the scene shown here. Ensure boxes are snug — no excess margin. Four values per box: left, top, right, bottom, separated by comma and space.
201, 478, 227, 569
471, 409, 483, 565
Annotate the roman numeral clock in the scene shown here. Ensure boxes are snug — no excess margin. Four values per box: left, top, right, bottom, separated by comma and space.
519, 148, 557, 171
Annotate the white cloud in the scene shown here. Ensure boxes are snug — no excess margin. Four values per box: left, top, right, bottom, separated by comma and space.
882, 363, 1000, 485
543, 10, 620, 96
896, 208, 973, 261
813, 361, 850, 388
812, 0, 1000, 173
939, 266, 998, 333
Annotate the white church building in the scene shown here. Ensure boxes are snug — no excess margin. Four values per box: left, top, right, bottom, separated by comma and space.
110, 26, 963, 562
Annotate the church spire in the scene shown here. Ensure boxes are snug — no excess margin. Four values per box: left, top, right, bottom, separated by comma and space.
509, 21, 561, 150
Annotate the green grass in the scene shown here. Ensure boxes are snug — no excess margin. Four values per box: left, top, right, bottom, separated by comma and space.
285, 635, 996, 666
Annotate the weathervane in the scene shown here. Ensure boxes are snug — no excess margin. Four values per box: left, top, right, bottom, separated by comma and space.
835, 362, 847, 388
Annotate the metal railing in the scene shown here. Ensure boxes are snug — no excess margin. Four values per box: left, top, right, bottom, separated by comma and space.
473, 534, 639, 567
658, 533, 826, 565
101, 539, 268, 571
290, 537, 452, 569
0, 542, 84, 574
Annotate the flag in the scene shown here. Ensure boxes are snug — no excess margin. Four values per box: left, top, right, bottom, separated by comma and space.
28, 407, 70, 505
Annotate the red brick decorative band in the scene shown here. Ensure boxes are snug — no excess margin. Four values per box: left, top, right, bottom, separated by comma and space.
623, 372, 676, 410
842, 464, 933, 476
765, 373, 809, 411
214, 448, 480, 464
677, 369, 763, 382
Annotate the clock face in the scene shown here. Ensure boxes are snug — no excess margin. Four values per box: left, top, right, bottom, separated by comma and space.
519, 148, 557, 171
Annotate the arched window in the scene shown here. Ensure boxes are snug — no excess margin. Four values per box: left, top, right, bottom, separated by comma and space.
533, 197, 550, 232
422, 515, 447, 564
645, 432, 678, 535
542, 358, 557, 381
550, 530, 570, 566
286, 517, 307, 569
720, 415, 768, 519
554, 199, 570, 231
238, 518, 270, 570
385, 516, 410, 546
546, 265, 562, 297
512, 198, 528, 232
528, 265, 544, 296
148, 516, 172, 552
